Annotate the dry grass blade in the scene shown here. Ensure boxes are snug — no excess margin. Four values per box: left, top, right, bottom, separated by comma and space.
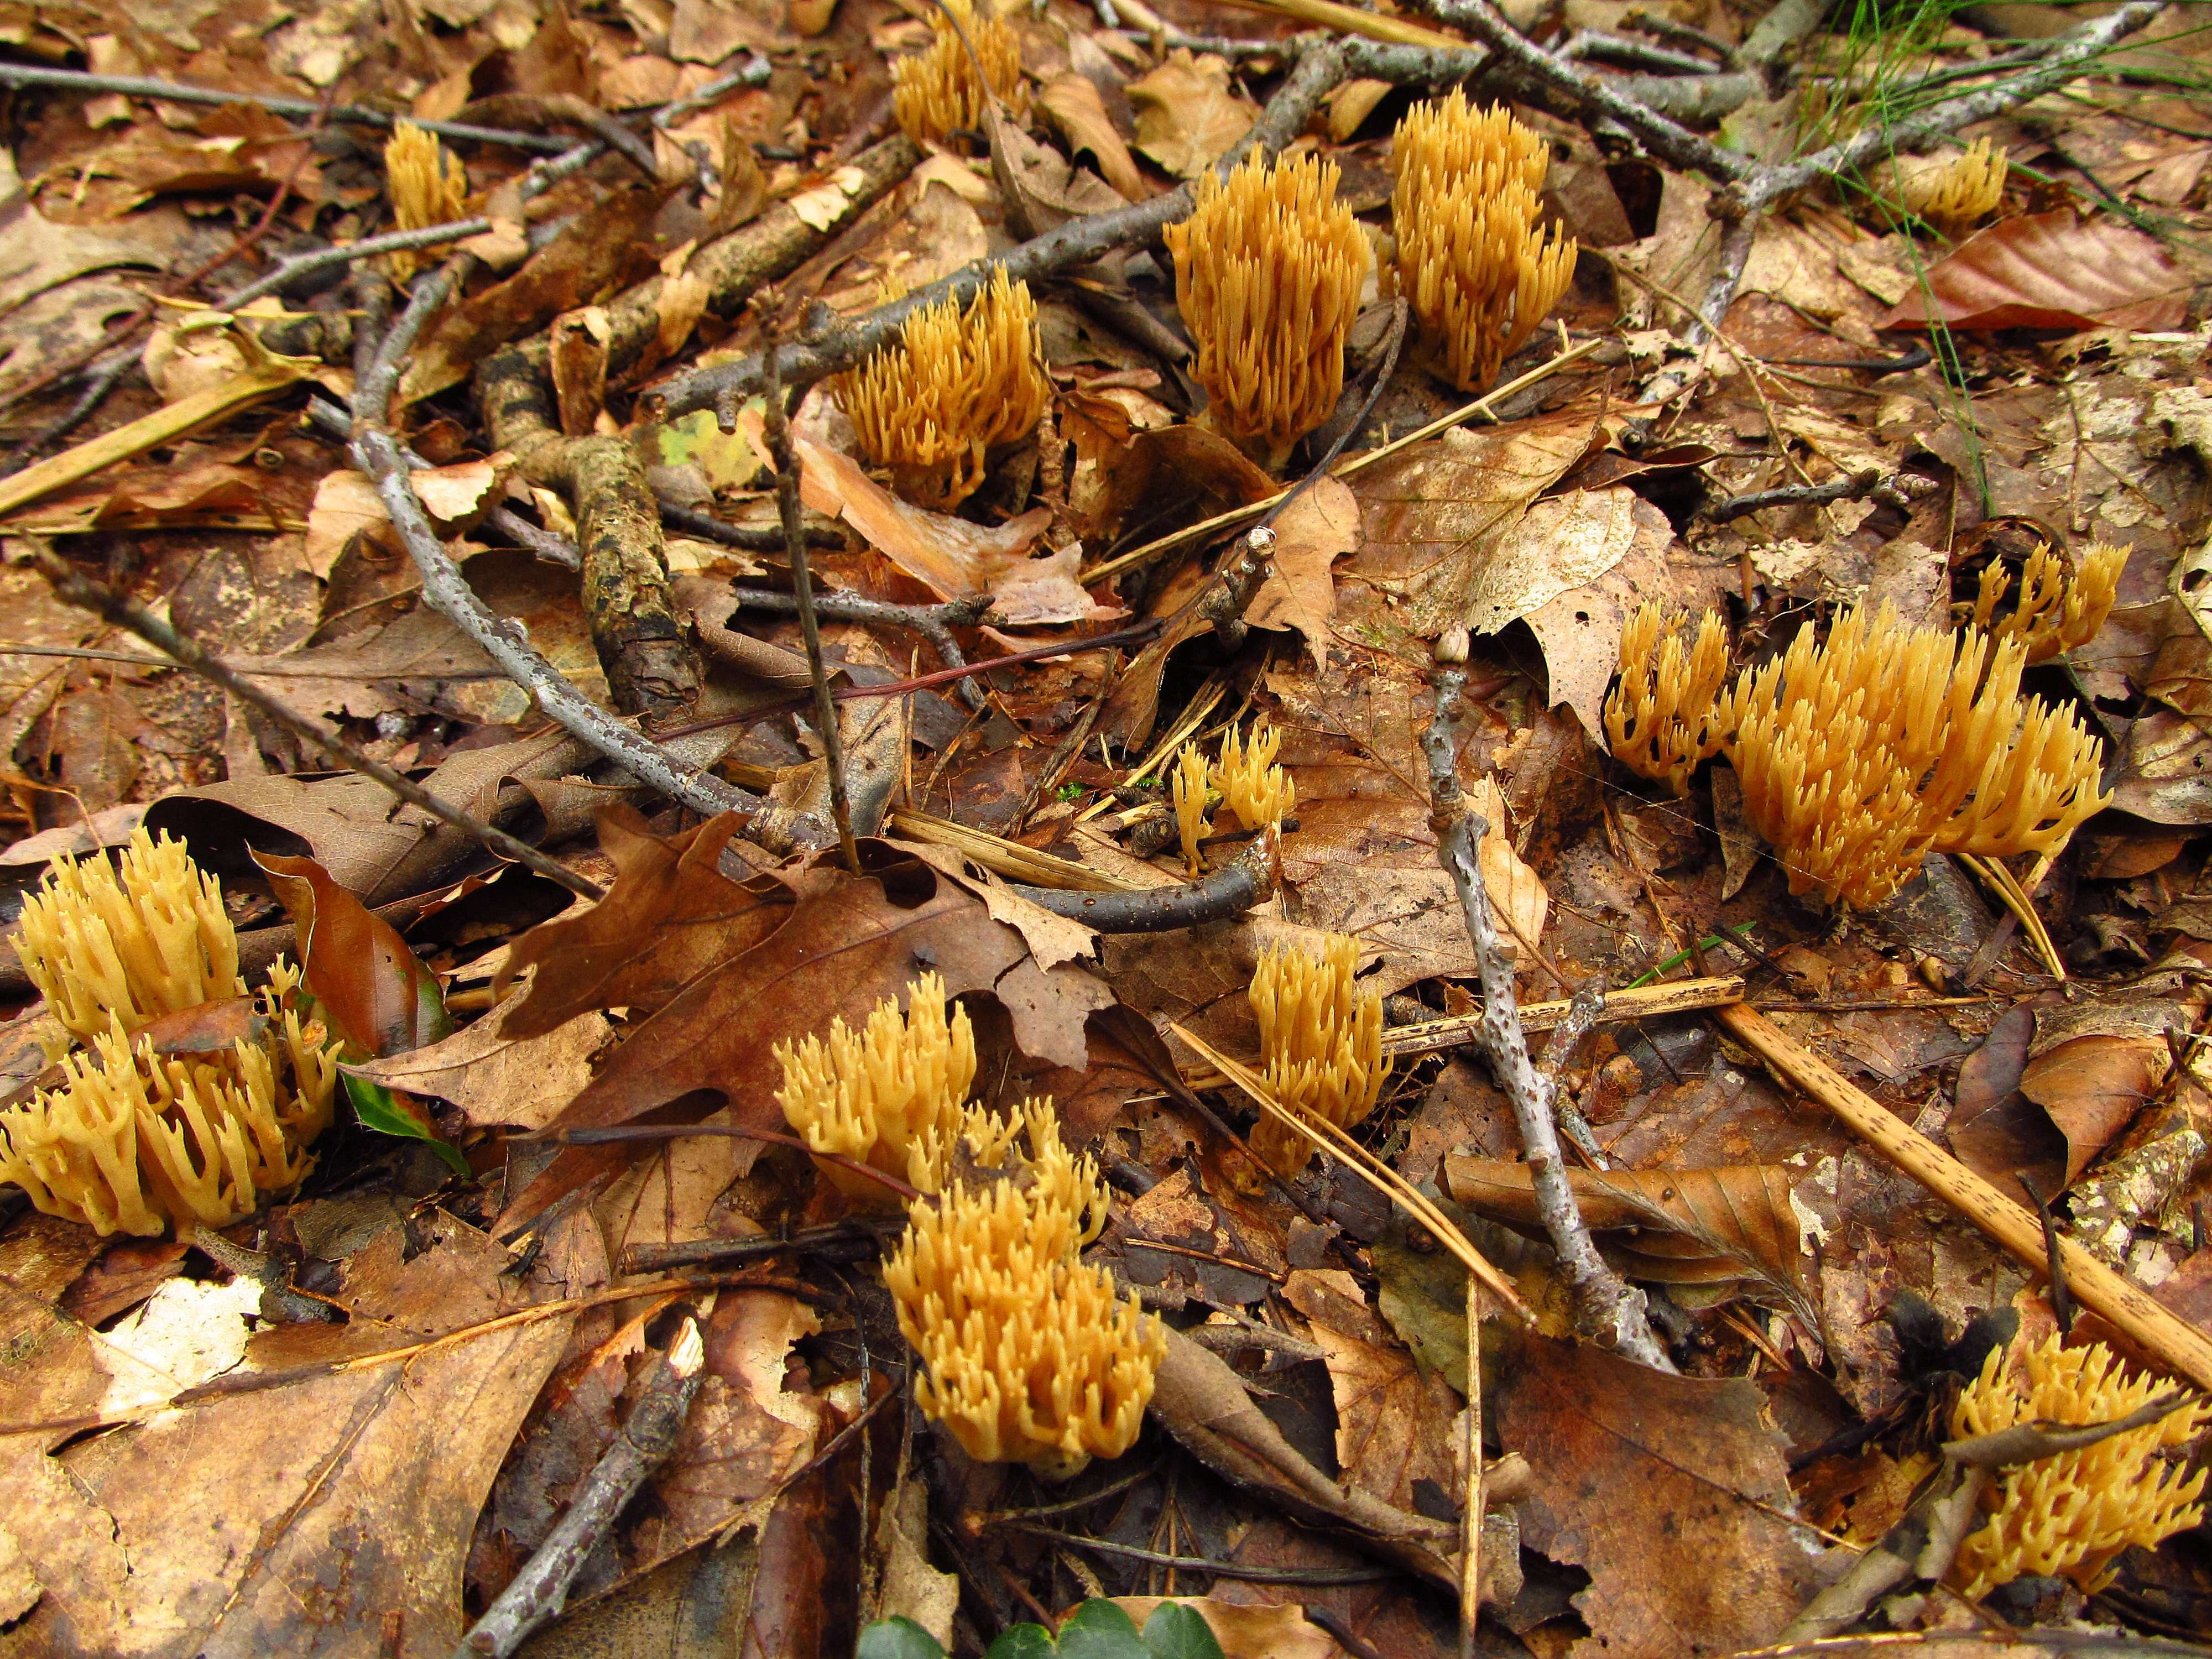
1171, 1021, 1532, 1321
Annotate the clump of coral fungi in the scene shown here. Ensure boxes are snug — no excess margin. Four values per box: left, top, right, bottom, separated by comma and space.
836, 270, 1049, 509
1606, 599, 2110, 909
1390, 93, 1578, 394
775, 970, 976, 1205
884, 1102, 1161, 1478
383, 121, 468, 281
1604, 602, 1729, 797
1214, 718, 1295, 833
892, 0, 1024, 149
1172, 743, 1212, 877
0, 834, 338, 1236
1949, 1334, 2210, 1600
1248, 934, 1388, 1177
1973, 541, 2126, 665
1900, 135, 2008, 238
1162, 151, 1373, 464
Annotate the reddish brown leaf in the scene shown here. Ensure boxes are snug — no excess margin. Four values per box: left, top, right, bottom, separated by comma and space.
1495, 1327, 1821, 1658
1877, 210, 2189, 332
254, 850, 452, 1058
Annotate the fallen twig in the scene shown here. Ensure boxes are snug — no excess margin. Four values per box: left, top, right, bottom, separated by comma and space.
1425, 646, 1676, 1370
0, 61, 576, 151
32, 553, 603, 902
731, 588, 992, 712
1014, 827, 1277, 930
348, 266, 831, 853
1718, 1002, 2212, 1392
1702, 468, 1934, 521
453, 1317, 706, 1658
762, 338, 862, 873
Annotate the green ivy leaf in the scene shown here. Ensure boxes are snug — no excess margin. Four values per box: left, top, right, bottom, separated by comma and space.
984, 1623, 1060, 1659
1141, 1603, 1225, 1659
858, 1617, 949, 1659
1055, 1599, 1147, 1659
341, 1073, 470, 1175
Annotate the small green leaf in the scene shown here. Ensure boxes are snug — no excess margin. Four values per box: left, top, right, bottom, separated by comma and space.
342, 1072, 470, 1175
985, 1623, 1060, 1659
1056, 1599, 1147, 1659
1141, 1603, 1225, 1659
859, 1617, 949, 1659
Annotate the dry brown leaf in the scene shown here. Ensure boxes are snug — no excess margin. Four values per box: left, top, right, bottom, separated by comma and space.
1444, 1156, 1820, 1323
1877, 209, 2190, 332
1467, 776, 1547, 947
1248, 474, 1357, 659
348, 993, 616, 1130
1111, 1597, 1344, 1659
0, 1213, 572, 1657
1126, 50, 1257, 178
1348, 411, 1603, 637
2020, 997, 2185, 1185
1496, 1327, 1820, 1658
796, 437, 1116, 625
1282, 1267, 1460, 1513
1035, 72, 1149, 202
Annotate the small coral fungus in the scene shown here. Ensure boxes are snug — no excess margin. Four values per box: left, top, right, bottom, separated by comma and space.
836, 270, 1049, 509
883, 1101, 1160, 1477
1247, 933, 1388, 1177
1172, 743, 1212, 878
1901, 135, 2007, 238
892, 0, 1024, 149
1162, 150, 1372, 463
383, 121, 469, 280
1390, 93, 1577, 393
1213, 719, 1295, 832
1972, 541, 2126, 665
1950, 1334, 2210, 1600
774, 971, 976, 1205
1604, 602, 1729, 797
15, 828, 243, 1042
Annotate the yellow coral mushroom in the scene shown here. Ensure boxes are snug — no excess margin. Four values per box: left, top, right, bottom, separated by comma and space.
775, 971, 977, 1205
383, 121, 469, 281
1162, 150, 1373, 464
1391, 93, 1578, 393
15, 828, 244, 1044
1613, 603, 2111, 908
1172, 743, 1213, 877
0, 966, 337, 1238
1972, 541, 2126, 666
884, 1147, 1162, 1477
1950, 1334, 2211, 1600
1902, 135, 2007, 238
892, 0, 1025, 149
1214, 719, 1295, 832
1248, 933, 1388, 1177
1604, 601, 1730, 796
836, 270, 1050, 510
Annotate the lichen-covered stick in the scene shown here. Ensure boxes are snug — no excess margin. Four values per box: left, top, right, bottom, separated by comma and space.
346, 268, 831, 854
1424, 645, 1676, 1371
452, 1318, 706, 1658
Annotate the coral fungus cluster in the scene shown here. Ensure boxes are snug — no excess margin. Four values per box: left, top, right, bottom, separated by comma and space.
780, 980, 1163, 1474
892, 0, 1024, 149
1950, 1334, 2210, 1599
836, 270, 1050, 510
1605, 580, 2113, 908
1163, 152, 1372, 462
0, 832, 339, 1237
1390, 93, 1578, 393
1248, 933, 1388, 1177
1900, 135, 2008, 238
1170, 719, 1296, 875
383, 122, 468, 281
